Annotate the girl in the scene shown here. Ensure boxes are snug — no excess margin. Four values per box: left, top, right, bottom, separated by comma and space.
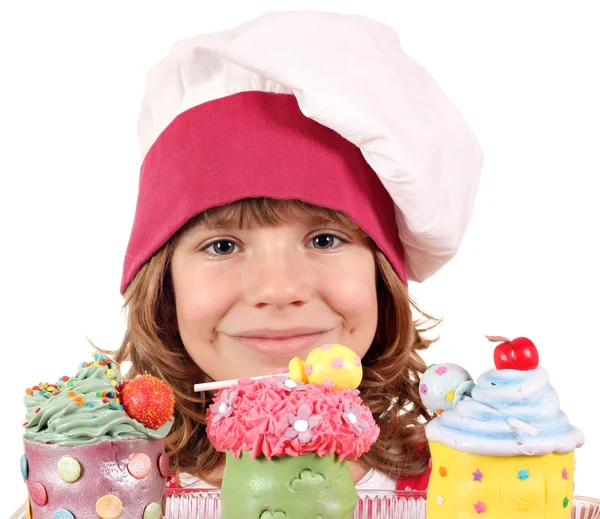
113, 10, 483, 491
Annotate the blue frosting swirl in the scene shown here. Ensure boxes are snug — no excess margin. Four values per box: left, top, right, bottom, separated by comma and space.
426, 366, 584, 455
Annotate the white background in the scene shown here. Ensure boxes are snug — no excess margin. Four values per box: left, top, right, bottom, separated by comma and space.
2, 1, 599, 514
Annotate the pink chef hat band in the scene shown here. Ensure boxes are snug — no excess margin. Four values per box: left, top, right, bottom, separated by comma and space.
120, 91, 407, 293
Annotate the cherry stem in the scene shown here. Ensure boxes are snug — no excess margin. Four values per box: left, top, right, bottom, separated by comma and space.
485, 335, 511, 343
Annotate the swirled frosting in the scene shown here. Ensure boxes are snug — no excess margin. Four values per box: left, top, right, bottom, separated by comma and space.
206, 376, 379, 460
425, 366, 584, 455
23, 355, 172, 445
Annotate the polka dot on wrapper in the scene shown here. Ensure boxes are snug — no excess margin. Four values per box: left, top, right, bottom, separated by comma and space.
158, 453, 170, 477
53, 509, 75, 519
57, 456, 81, 482
29, 482, 48, 506
21, 454, 28, 479
96, 495, 123, 519
128, 452, 152, 479
143, 502, 162, 519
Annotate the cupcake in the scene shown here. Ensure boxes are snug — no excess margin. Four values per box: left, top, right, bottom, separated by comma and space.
205, 344, 379, 519
420, 337, 585, 518
21, 353, 175, 519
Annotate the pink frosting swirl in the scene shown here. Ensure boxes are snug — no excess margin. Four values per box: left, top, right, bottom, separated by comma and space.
206, 377, 379, 461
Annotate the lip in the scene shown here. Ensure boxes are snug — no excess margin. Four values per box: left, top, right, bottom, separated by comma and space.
228, 329, 332, 357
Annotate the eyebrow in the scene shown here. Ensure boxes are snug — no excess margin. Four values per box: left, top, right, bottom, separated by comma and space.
181, 213, 342, 239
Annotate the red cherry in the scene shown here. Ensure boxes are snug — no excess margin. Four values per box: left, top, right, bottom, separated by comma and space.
487, 336, 539, 371
120, 374, 175, 429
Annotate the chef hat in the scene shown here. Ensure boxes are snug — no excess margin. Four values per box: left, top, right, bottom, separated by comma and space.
121, 10, 483, 294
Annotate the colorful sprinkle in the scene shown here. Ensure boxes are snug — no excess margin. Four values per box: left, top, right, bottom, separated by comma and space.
20, 455, 28, 479
107, 369, 114, 376
435, 366, 447, 375
474, 500, 486, 513
445, 390, 455, 402
110, 380, 117, 386
143, 502, 162, 519
518, 469, 530, 480
29, 482, 48, 506
26, 388, 33, 395
35, 408, 41, 414
304, 364, 313, 376
87, 403, 95, 408
67, 380, 74, 387
563, 497, 570, 508
435, 409, 444, 415
68, 391, 76, 398
473, 468, 483, 482
158, 453, 170, 477
439, 467, 447, 477
562, 468, 569, 480
61, 376, 69, 382
53, 509, 75, 519
96, 495, 123, 519
96, 391, 102, 397
331, 358, 344, 369
420, 384, 428, 394
320, 344, 332, 350
58, 456, 81, 482
128, 452, 152, 479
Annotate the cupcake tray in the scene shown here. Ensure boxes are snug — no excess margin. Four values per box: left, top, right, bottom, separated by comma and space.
164, 490, 600, 519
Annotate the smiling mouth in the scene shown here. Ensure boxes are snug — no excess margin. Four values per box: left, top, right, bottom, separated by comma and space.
229, 331, 332, 357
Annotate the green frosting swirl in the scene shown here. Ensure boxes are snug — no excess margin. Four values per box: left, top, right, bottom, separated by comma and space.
23, 354, 172, 446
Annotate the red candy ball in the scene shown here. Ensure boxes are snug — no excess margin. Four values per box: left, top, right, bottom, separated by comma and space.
120, 375, 175, 429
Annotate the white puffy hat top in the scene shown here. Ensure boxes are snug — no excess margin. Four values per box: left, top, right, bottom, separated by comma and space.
123, 10, 483, 291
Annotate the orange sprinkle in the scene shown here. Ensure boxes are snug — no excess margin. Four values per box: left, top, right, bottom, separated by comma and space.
116, 363, 121, 369
85, 362, 93, 367
101, 391, 107, 397
68, 392, 76, 398
26, 388, 33, 395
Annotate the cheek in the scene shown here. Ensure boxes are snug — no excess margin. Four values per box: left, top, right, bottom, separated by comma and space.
171, 263, 237, 337
325, 254, 378, 331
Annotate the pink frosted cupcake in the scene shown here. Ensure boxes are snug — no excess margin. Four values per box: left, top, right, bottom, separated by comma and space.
206, 374, 379, 519
21, 354, 174, 519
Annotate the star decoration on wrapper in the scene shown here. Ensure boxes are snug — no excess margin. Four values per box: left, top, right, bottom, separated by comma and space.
474, 500, 486, 514
284, 404, 323, 443
518, 469, 530, 480
518, 499, 532, 512
436, 495, 445, 506
562, 468, 569, 480
473, 468, 483, 482
563, 497, 570, 508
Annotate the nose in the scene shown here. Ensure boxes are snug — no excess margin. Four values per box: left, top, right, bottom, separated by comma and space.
243, 244, 313, 309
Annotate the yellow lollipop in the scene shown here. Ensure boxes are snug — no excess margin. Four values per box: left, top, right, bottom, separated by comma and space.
289, 344, 363, 390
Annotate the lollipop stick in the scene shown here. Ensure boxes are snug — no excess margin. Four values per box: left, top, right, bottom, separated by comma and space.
194, 372, 290, 392
461, 396, 540, 436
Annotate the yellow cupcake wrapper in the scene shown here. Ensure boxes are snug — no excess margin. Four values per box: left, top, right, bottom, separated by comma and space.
427, 441, 575, 519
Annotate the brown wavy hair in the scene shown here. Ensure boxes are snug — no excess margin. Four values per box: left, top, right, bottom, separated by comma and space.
111, 198, 439, 484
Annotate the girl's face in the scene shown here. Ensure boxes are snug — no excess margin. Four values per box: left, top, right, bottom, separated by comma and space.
170, 207, 378, 381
